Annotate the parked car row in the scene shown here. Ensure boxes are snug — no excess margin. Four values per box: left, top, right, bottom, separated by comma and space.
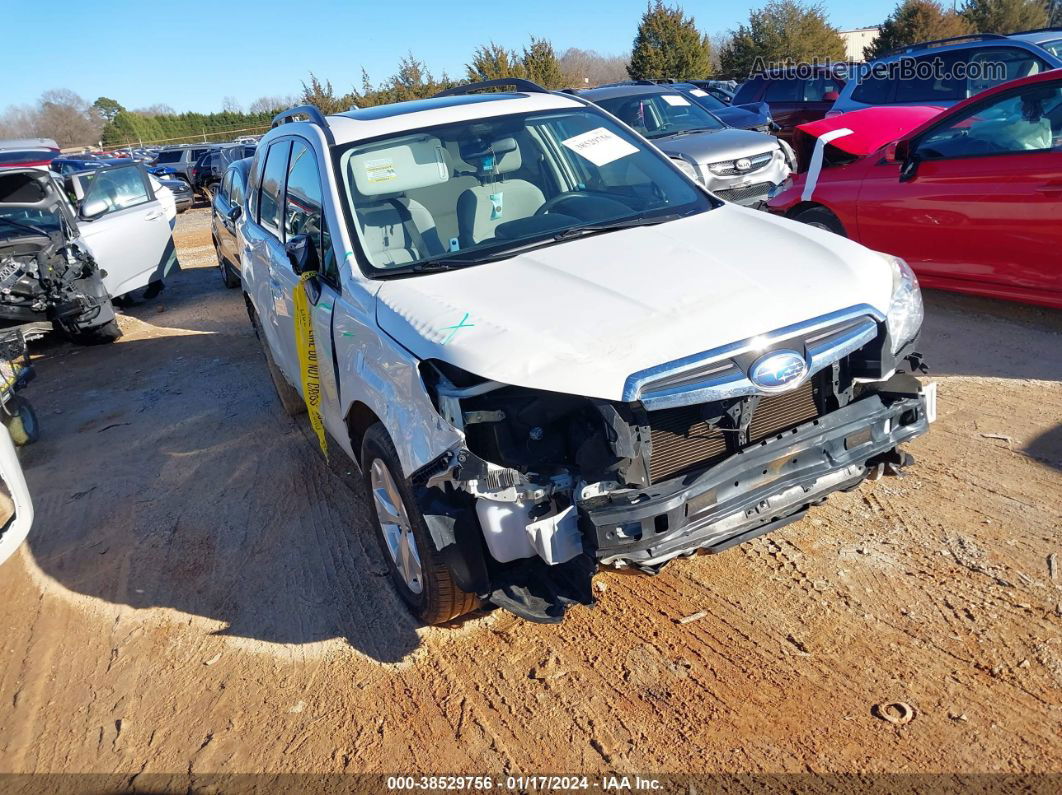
217, 81, 936, 626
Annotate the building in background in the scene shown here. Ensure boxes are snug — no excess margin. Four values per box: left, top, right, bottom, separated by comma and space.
839, 27, 880, 62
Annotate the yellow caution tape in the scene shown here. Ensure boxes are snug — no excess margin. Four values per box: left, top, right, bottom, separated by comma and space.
293, 272, 328, 459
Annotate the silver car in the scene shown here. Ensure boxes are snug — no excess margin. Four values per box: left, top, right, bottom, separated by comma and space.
579, 84, 793, 206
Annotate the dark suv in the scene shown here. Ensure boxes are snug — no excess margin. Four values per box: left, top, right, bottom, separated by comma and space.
191, 145, 256, 196
731, 65, 848, 142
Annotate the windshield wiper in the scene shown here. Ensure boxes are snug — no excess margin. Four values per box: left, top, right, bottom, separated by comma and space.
552, 213, 686, 240
0, 217, 53, 238
377, 214, 689, 277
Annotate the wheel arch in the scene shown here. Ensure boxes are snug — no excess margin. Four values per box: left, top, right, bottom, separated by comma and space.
345, 401, 381, 467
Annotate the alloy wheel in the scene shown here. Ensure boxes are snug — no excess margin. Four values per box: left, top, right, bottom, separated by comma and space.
369, 458, 423, 594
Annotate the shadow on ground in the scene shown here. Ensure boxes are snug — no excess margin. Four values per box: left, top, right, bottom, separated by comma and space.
21, 305, 424, 664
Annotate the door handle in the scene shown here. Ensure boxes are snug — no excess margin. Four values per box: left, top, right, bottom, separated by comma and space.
145, 210, 164, 220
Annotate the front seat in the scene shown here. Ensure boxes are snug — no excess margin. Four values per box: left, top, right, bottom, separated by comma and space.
456, 137, 545, 246
347, 135, 450, 267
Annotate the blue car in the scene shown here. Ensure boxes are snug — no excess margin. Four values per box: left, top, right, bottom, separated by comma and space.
50, 156, 126, 176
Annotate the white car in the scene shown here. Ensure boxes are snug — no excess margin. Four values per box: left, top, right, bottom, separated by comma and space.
240, 80, 934, 625
0, 424, 33, 568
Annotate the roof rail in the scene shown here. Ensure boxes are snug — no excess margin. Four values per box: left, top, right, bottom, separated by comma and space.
434, 78, 550, 98
270, 105, 335, 145
883, 32, 1007, 56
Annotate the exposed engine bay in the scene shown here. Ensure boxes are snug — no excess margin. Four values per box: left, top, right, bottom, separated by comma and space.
0, 170, 117, 339
412, 324, 933, 623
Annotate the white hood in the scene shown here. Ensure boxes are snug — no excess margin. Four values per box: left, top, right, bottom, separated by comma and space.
376, 205, 894, 402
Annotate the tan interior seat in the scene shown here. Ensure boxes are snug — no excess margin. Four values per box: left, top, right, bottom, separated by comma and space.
456, 138, 545, 246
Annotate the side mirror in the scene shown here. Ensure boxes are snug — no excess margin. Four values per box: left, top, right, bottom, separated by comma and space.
894, 139, 920, 182
285, 234, 319, 276
823, 90, 839, 102
226, 204, 242, 222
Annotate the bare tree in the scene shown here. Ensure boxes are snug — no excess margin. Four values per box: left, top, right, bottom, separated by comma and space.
0, 89, 102, 148
248, 95, 296, 114
222, 95, 243, 113
557, 48, 630, 87
135, 104, 177, 117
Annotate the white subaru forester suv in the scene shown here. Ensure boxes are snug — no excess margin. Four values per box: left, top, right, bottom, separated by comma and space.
238, 79, 934, 625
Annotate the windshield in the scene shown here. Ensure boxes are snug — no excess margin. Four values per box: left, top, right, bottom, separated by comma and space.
0, 206, 63, 238
685, 88, 727, 110
593, 92, 726, 138
337, 106, 711, 274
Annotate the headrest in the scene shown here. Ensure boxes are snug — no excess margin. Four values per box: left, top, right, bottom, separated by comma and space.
347, 135, 450, 196
459, 137, 522, 176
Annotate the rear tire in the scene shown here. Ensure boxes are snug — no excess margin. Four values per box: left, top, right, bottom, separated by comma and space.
361, 423, 478, 625
792, 205, 846, 236
216, 246, 240, 288
250, 309, 305, 417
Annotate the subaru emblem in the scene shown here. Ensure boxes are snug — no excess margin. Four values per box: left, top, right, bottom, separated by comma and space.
736, 157, 752, 171
749, 349, 808, 392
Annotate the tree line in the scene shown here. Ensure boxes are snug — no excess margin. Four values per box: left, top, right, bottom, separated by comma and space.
3, 0, 1057, 149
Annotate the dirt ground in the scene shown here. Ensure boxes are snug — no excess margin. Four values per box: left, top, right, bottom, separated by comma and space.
0, 207, 1059, 781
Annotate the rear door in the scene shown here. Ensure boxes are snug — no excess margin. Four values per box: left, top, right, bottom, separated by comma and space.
74, 163, 177, 297
762, 77, 804, 140
857, 80, 1062, 301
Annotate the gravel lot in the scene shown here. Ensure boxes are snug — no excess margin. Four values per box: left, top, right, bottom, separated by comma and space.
0, 208, 1059, 779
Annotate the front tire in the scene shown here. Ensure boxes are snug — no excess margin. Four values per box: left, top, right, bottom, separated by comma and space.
361, 423, 477, 625
2, 395, 39, 446
791, 205, 847, 236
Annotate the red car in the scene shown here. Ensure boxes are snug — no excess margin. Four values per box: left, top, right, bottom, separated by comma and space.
767, 70, 1062, 309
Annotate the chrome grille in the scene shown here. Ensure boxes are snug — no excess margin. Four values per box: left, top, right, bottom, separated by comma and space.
709, 151, 774, 176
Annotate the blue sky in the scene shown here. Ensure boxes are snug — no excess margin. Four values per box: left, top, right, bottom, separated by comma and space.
4, 0, 894, 112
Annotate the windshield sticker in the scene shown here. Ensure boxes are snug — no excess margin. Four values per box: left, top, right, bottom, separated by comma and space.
561, 128, 639, 167
364, 158, 397, 184
661, 95, 691, 107
689, 88, 708, 97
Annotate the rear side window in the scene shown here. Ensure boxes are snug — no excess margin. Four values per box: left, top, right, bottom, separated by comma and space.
190, 148, 208, 160
732, 77, 764, 103
230, 169, 245, 207
764, 78, 802, 102
155, 150, 182, 164
966, 47, 1047, 97
257, 141, 291, 235
804, 75, 842, 101
893, 52, 966, 103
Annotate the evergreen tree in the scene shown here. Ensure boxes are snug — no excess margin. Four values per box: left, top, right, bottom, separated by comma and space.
961, 0, 1049, 33
522, 38, 565, 88
627, 1, 712, 80
466, 43, 525, 82
720, 0, 846, 77
866, 0, 972, 59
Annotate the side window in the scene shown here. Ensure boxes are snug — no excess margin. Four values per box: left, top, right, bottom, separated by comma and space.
764, 78, 802, 102
258, 141, 291, 235
852, 69, 892, 104
230, 171, 245, 207
284, 141, 337, 282
967, 47, 1047, 97
804, 75, 842, 101
220, 170, 232, 202
732, 77, 765, 104
80, 166, 152, 219
917, 84, 1062, 159
156, 150, 182, 164
893, 52, 965, 103
190, 148, 208, 161
247, 152, 263, 218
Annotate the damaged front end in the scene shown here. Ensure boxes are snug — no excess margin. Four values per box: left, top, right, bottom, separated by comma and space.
413, 307, 934, 624
0, 169, 116, 338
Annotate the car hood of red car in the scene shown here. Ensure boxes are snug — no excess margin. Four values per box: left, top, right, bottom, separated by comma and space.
797, 106, 945, 156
